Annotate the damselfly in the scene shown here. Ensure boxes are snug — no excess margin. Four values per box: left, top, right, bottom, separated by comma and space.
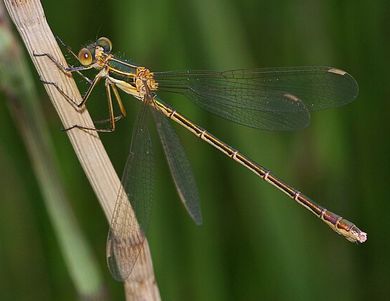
35, 37, 367, 281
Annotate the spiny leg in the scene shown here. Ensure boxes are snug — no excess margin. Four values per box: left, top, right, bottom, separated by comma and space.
53, 36, 93, 83
33, 51, 92, 74
55, 35, 79, 61
83, 83, 127, 129
40, 72, 102, 110
39, 79, 81, 107
34, 47, 96, 108
111, 83, 127, 118
34, 37, 93, 87
105, 79, 116, 132
77, 80, 128, 130
63, 80, 124, 132
77, 73, 102, 108
92, 82, 127, 130
93, 115, 124, 125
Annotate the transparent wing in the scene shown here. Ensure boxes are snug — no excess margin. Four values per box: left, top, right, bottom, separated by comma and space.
106, 102, 153, 281
152, 98, 202, 225
154, 66, 358, 130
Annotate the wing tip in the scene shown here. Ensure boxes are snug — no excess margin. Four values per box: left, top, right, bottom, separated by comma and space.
327, 67, 360, 102
327, 67, 347, 76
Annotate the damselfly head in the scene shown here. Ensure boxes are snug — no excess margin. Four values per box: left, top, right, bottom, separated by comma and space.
77, 37, 112, 66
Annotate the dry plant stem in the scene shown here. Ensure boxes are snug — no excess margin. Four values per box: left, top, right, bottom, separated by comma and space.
0, 2, 105, 299
3, 1, 160, 300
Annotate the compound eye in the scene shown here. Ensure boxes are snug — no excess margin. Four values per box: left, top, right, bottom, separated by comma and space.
78, 48, 93, 66
96, 37, 112, 53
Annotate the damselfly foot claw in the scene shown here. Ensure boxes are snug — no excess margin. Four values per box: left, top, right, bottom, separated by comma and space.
39, 78, 55, 85
32, 51, 46, 57
62, 123, 116, 133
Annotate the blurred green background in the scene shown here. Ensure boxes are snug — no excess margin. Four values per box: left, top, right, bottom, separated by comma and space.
0, 0, 388, 300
